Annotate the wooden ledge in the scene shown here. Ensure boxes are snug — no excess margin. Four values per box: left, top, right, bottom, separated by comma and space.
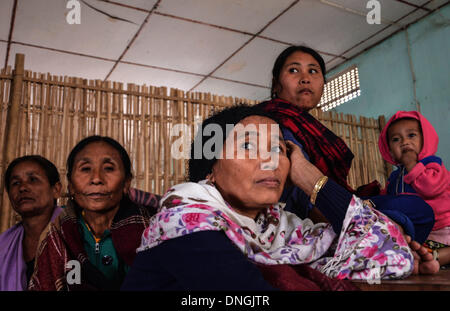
352, 269, 450, 291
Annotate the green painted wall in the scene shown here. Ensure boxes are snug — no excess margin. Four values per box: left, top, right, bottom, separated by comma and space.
328, 4, 450, 165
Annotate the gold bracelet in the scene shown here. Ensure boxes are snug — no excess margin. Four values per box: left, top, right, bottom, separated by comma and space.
310, 176, 328, 205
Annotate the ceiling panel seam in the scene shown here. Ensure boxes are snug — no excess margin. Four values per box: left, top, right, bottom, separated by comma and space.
153, 11, 344, 59
103, 0, 161, 81
187, 0, 301, 92
80, 0, 139, 24
4, 0, 444, 91
100, 0, 344, 60
154, 11, 254, 36
319, 0, 399, 26
82, 0, 441, 74
327, 0, 439, 72
10, 40, 117, 63
6, 39, 268, 88
118, 60, 269, 88
207, 76, 269, 89
120, 60, 205, 78
395, 0, 432, 11
97, 0, 150, 13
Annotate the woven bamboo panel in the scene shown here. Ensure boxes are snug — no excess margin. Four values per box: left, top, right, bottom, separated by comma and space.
0, 56, 388, 233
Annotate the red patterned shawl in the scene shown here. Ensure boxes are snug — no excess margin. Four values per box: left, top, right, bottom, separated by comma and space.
28, 196, 157, 291
256, 263, 359, 291
259, 99, 355, 192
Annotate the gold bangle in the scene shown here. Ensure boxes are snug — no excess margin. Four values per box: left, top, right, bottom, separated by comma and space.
310, 176, 328, 205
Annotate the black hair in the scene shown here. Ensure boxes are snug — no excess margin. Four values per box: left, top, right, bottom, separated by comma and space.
271, 45, 326, 99
188, 104, 281, 182
66, 135, 133, 182
386, 117, 422, 141
5, 155, 60, 193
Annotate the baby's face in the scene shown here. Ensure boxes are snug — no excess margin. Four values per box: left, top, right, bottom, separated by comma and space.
387, 118, 423, 163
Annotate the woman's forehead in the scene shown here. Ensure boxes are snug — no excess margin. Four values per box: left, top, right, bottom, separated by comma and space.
74, 141, 122, 161
285, 51, 320, 67
233, 115, 282, 137
11, 160, 46, 175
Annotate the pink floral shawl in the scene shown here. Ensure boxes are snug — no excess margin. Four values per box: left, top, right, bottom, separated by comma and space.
138, 180, 415, 280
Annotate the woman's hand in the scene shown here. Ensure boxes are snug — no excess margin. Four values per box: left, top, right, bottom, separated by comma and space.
286, 141, 324, 196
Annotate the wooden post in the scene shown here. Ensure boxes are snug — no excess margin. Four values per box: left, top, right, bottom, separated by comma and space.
0, 53, 24, 232
378, 115, 392, 178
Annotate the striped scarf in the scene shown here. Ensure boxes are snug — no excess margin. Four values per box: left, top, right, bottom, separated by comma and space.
259, 99, 355, 192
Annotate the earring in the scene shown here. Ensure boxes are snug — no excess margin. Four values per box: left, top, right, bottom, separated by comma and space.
14, 212, 22, 224
206, 174, 215, 185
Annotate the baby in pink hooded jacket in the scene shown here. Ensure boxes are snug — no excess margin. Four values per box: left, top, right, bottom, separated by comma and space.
378, 111, 450, 249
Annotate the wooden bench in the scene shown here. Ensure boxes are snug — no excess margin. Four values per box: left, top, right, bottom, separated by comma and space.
352, 269, 450, 291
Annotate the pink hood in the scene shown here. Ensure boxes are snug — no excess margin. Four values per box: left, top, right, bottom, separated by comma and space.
378, 111, 439, 165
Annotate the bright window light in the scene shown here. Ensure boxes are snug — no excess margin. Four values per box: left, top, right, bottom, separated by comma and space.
319, 66, 361, 111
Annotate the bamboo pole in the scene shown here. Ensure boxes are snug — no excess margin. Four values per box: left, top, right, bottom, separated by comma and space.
49, 76, 59, 163
369, 118, 378, 184
359, 116, 367, 185
61, 77, 70, 182
346, 113, 355, 188
141, 85, 149, 190
95, 80, 102, 134
118, 83, 124, 146
125, 83, 132, 169
154, 86, 161, 194
112, 82, 119, 140
72, 78, 80, 147
148, 86, 155, 191
0, 54, 25, 232
42, 73, 52, 157
31, 73, 39, 154
378, 115, 392, 179
0, 68, 11, 222
106, 81, 112, 136
132, 84, 141, 188
19, 72, 30, 157
29, 73, 37, 154
81, 79, 87, 138
0, 67, 11, 169
349, 115, 359, 187
162, 87, 169, 193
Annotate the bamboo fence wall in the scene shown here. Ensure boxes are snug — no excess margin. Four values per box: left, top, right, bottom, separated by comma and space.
0, 54, 391, 233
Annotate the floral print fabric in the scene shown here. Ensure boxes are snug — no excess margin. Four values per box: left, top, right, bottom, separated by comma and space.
310, 197, 414, 280
138, 180, 414, 280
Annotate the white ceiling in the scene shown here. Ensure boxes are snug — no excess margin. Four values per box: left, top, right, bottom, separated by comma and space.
1, 0, 448, 101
